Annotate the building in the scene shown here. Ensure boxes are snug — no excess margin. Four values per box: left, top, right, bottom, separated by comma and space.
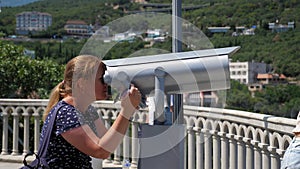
248, 73, 287, 97
232, 26, 256, 36
16, 11, 52, 35
229, 61, 269, 84
257, 73, 287, 85
207, 26, 231, 33
64, 20, 93, 36
184, 60, 270, 107
144, 29, 166, 42
184, 91, 219, 107
113, 31, 136, 42
268, 22, 295, 33
94, 26, 110, 38
248, 83, 264, 97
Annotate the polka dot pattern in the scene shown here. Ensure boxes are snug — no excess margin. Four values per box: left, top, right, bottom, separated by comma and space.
40, 100, 99, 168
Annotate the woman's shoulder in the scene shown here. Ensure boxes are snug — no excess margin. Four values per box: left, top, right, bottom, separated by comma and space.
57, 100, 77, 116
45, 100, 77, 122
59, 100, 75, 110
45, 101, 71, 121
54, 101, 81, 135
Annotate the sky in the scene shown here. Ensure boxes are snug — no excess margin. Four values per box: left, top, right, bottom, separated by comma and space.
0, 0, 40, 7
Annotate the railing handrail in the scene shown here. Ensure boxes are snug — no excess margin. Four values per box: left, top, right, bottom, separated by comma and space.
184, 105, 296, 135
0, 99, 296, 169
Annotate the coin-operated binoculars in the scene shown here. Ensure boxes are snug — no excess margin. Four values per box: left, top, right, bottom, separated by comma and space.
103, 46, 240, 169
103, 46, 239, 123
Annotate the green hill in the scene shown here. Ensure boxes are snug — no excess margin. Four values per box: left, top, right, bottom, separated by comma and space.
0, 0, 300, 78
1, 0, 300, 117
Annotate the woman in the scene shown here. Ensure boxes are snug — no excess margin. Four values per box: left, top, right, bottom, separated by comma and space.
281, 111, 300, 169
41, 55, 141, 168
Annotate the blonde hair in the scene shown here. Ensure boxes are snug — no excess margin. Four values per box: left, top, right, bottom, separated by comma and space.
43, 55, 106, 121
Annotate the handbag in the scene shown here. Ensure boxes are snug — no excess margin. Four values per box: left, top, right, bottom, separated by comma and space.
20, 103, 63, 169
21, 153, 48, 169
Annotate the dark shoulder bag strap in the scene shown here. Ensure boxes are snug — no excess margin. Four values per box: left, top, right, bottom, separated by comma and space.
38, 102, 63, 157
22, 102, 64, 168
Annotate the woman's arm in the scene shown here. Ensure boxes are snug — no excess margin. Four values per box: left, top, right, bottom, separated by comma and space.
61, 85, 141, 159
61, 113, 131, 159
94, 117, 108, 138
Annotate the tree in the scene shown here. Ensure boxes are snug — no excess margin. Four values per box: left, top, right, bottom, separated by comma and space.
0, 41, 64, 98
225, 80, 255, 111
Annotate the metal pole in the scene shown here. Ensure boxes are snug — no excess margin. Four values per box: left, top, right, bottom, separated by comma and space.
172, 0, 183, 124
154, 68, 166, 124
172, 0, 182, 53
172, 3, 185, 169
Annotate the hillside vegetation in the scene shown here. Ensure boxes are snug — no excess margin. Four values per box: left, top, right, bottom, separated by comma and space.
0, 0, 299, 78
0, 0, 300, 117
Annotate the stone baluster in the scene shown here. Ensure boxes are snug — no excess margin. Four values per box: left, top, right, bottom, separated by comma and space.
203, 129, 212, 169
212, 130, 221, 169
131, 121, 139, 169
253, 141, 262, 169
237, 136, 246, 169
33, 110, 40, 154
269, 146, 280, 169
244, 138, 254, 169
195, 127, 204, 169
22, 110, 30, 155
261, 143, 270, 169
102, 111, 112, 164
187, 126, 195, 169
220, 132, 229, 169
113, 111, 121, 166
1, 111, 9, 155
113, 144, 121, 165
12, 109, 19, 155
228, 134, 237, 169
123, 129, 130, 161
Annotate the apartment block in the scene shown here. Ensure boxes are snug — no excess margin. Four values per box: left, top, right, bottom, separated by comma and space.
257, 73, 287, 85
229, 61, 268, 84
64, 20, 93, 36
16, 11, 52, 35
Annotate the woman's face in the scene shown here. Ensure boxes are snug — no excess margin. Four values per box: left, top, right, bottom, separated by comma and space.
95, 66, 108, 100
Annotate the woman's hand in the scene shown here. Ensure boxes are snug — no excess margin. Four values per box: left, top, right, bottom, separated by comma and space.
120, 85, 141, 119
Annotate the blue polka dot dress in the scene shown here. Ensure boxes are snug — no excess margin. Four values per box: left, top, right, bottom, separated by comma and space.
40, 100, 99, 169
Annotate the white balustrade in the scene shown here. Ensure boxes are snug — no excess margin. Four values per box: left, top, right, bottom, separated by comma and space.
245, 138, 254, 169
187, 126, 195, 169
254, 141, 262, 169
1, 110, 9, 155
220, 132, 229, 169
0, 99, 296, 169
212, 130, 221, 169
195, 127, 204, 169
